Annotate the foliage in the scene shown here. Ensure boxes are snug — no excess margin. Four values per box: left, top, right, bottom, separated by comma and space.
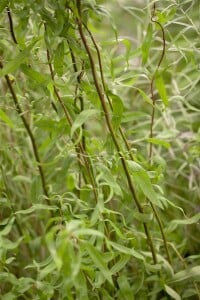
0, 0, 200, 299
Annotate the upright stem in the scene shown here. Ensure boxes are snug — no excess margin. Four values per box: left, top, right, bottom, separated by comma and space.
0, 62, 50, 202
76, 0, 157, 264
149, 2, 166, 161
45, 47, 98, 203
148, 3, 171, 264
5, 7, 50, 202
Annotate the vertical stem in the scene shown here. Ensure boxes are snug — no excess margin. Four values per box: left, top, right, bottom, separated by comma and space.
76, 0, 157, 264
148, 2, 171, 264
45, 47, 99, 203
0, 62, 50, 202
149, 2, 166, 162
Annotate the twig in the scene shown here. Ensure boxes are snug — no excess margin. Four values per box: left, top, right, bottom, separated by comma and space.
76, 0, 157, 264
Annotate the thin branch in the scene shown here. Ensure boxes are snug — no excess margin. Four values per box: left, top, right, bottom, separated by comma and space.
147, 3, 171, 265
6, 7, 18, 44
45, 46, 98, 203
83, 22, 135, 162
76, 0, 157, 264
0, 61, 50, 203
149, 2, 166, 161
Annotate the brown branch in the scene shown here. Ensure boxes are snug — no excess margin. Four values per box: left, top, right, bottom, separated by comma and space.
45, 47, 98, 203
83, 22, 135, 161
0, 61, 50, 203
147, 3, 171, 265
76, 0, 157, 264
6, 7, 18, 44
149, 2, 166, 161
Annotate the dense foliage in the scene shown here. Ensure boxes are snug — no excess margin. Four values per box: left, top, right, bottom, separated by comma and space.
0, 0, 200, 299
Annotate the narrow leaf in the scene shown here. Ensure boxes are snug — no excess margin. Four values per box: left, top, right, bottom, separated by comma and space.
142, 23, 153, 65
21, 64, 49, 84
97, 165, 122, 196
127, 160, 163, 208
109, 241, 144, 261
0, 109, 14, 128
164, 284, 181, 300
0, 40, 39, 77
155, 73, 169, 107
117, 275, 134, 300
15, 204, 58, 215
54, 41, 64, 76
108, 91, 124, 131
170, 266, 200, 283
84, 243, 113, 285
147, 138, 170, 149
110, 255, 130, 274
71, 109, 97, 137
167, 212, 200, 232
0, 0, 8, 13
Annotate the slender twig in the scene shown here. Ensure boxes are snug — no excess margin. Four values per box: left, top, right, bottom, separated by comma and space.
89, 21, 171, 264
149, 2, 166, 161
0, 62, 50, 203
4, 10, 50, 203
0, 166, 33, 258
6, 7, 18, 44
76, 0, 157, 264
67, 41, 86, 193
145, 3, 172, 264
83, 22, 134, 161
45, 46, 98, 203
67, 41, 86, 150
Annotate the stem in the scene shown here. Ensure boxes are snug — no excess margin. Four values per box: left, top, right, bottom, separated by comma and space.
5, 7, 50, 203
6, 7, 18, 44
46, 47, 98, 203
83, 22, 134, 161
149, 2, 166, 161
76, 0, 157, 264
67, 41, 86, 150
87, 18, 171, 264
0, 61, 50, 203
147, 3, 171, 264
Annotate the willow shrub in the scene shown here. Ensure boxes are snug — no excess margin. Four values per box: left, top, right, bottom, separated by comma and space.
0, 0, 200, 299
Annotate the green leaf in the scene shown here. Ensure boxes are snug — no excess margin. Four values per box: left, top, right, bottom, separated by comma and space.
147, 138, 171, 149
71, 109, 97, 137
142, 23, 153, 65
15, 204, 58, 215
133, 212, 153, 223
117, 275, 134, 300
0, 0, 8, 14
74, 228, 104, 238
0, 109, 14, 128
164, 284, 181, 300
84, 243, 113, 285
167, 212, 200, 232
74, 271, 89, 300
110, 255, 130, 274
122, 111, 149, 123
108, 91, 124, 131
97, 164, 122, 196
127, 160, 163, 208
0, 236, 23, 250
0, 217, 15, 236
108, 241, 144, 261
13, 175, 32, 183
122, 39, 132, 65
21, 64, 49, 84
54, 41, 64, 76
133, 87, 153, 105
0, 40, 39, 77
170, 266, 200, 283
155, 72, 169, 107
